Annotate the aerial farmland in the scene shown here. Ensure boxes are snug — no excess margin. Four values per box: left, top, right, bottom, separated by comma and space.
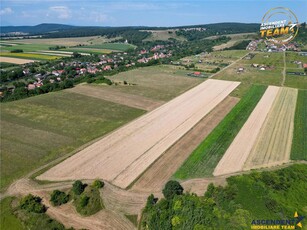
1, 16, 307, 229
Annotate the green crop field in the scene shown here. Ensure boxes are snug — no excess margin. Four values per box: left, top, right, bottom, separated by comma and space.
103, 65, 204, 101
0, 91, 145, 190
285, 75, 307, 89
174, 85, 267, 179
0, 52, 59, 60
64, 48, 113, 54
0, 197, 24, 230
291, 90, 307, 160
82, 43, 136, 51
1, 43, 51, 52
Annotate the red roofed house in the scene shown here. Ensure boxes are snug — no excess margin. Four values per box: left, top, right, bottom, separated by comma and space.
303, 63, 307, 68
103, 65, 112, 71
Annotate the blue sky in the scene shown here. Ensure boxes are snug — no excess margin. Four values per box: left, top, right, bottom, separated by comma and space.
1, 0, 306, 27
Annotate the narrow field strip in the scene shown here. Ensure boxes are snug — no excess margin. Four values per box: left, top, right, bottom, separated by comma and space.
27, 52, 71, 57
0, 56, 35, 64
291, 90, 307, 160
174, 85, 267, 180
0, 52, 59, 60
213, 86, 280, 176
37, 79, 240, 188
131, 96, 239, 192
244, 88, 298, 170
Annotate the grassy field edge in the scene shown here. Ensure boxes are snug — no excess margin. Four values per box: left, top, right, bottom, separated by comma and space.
291, 90, 307, 160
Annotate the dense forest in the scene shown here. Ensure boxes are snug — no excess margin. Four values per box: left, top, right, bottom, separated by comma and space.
141, 164, 307, 230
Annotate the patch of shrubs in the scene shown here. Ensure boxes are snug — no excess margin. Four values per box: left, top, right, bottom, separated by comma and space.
72, 180, 86, 195
10, 49, 23, 53
50, 190, 69, 206
92, 180, 104, 189
19, 194, 46, 213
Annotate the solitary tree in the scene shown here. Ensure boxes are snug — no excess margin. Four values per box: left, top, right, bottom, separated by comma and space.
162, 180, 184, 200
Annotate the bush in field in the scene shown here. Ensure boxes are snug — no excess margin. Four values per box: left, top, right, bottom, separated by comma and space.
72, 180, 86, 195
162, 181, 184, 200
10, 49, 23, 53
79, 194, 90, 208
19, 194, 46, 213
92, 180, 104, 189
50, 190, 69, 206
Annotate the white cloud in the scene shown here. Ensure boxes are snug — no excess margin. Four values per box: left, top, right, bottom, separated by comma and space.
49, 6, 71, 19
108, 2, 160, 11
0, 7, 13, 15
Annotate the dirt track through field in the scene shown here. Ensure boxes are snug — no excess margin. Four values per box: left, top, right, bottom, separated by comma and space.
244, 88, 297, 170
67, 84, 164, 111
131, 96, 239, 192
38, 79, 240, 188
213, 86, 280, 176
0, 56, 35, 64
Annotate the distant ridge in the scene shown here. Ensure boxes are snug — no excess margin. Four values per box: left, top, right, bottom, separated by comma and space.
0, 22, 261, 38
0, 23, 76, 34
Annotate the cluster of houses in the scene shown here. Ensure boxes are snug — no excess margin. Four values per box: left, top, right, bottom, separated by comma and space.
187, 71, 207, 78
19, 43, 177, 90
137, 44, 172, 63
137, 52, 172, 63
247, 39, 301, 52
250, 63, 273, 71
246, 40, 262, 51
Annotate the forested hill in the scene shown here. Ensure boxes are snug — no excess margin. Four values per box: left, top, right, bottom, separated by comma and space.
1, 22, 259, 37
0, 23, 76, 34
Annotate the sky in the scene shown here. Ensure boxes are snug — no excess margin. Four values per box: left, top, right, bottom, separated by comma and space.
0, 0, 306, 27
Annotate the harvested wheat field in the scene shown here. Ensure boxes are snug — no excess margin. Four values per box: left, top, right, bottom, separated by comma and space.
213, 86, 280, 176
0, 56, 35, 64
38, 79, 240, 188
244, 88, 297, 170
131, 96, 239, 192
67, 84, 164, 111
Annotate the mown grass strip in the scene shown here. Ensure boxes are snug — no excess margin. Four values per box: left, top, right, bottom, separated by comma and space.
0, 52, 59, 60
174, 84, 267, 179
291, 90, 307, 160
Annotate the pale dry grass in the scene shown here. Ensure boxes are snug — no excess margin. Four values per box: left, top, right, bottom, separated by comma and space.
244, 88, 298, 170
9, 36, 119, 46
0, 56, 35, 64
131, 96, 239, 192
37, 79, 240, 188
213, 86, 280, 176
